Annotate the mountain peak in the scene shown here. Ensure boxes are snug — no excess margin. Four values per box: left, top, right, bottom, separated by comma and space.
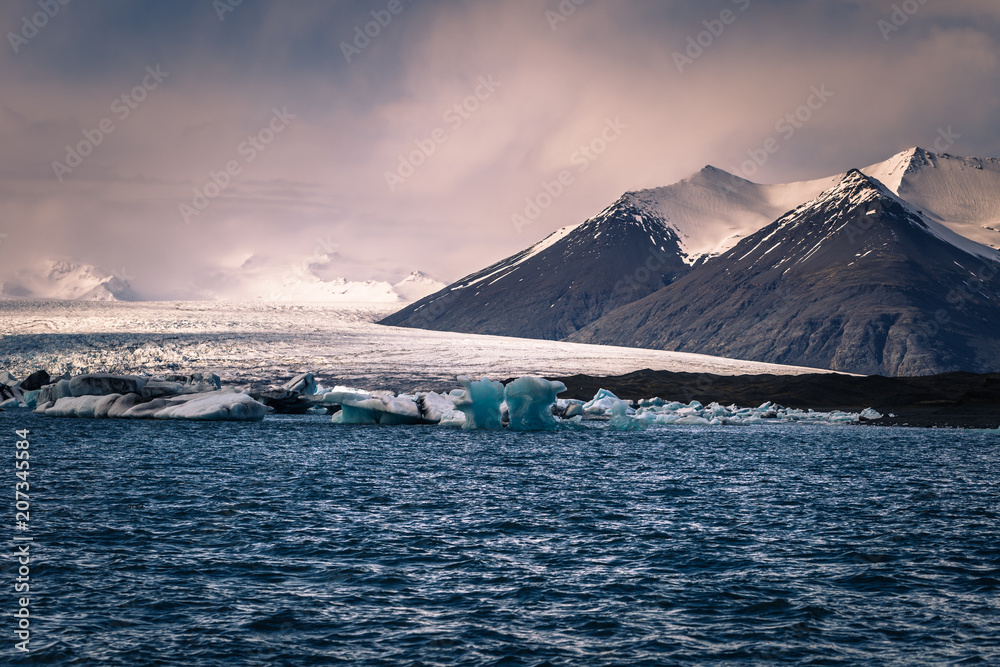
806, 168, 898, 214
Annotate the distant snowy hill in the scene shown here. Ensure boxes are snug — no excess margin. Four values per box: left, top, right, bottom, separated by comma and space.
392, 271, 447, 303
201, 255, 444, 304
0, 257, 443, 304
0, 261, 139, 302
570, 170, 1000, 375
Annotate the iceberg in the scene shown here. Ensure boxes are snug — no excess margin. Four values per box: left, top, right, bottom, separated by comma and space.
417, 391, 465, 426
608, 400, 647, 431
152, 390, 270, 421
68, 373, 146, 397
328, 388, 423, 425
503, 376, 567, 431
39, 389, 269, 421
452, 376, 504, 430
582, 388, 630, 416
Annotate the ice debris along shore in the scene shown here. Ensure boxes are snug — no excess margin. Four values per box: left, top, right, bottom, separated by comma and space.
1, 370, 882, 428
326, 378, 882, 429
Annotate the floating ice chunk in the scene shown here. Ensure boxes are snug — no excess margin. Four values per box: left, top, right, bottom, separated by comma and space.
860, 408, 883, 420
417, 389, 465, 426
583, 388, 626, 416
376, 395, 423, 425
283, 372, 317, 396
555, 398, 586, 419
21, 389, 40, 409
68, 373, 146, 397
608, 400, 647, 431
328, 388, 423, 425
327, 387, 378, 424
453, 376, 504, 430
504, 376, 566, 431
43, 396, 104, 418
152, 390, 270, 421
106, 393, 141, 418
43, 393, 123, 419
332, 404, 379, 424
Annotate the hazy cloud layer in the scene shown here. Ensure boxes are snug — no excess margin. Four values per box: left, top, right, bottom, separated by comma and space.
1, 0, 998, 298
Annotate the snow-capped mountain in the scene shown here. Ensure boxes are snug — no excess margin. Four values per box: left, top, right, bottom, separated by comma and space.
630, 148, 1000, 264
570, 170, 1000, 375
863, 147, 1000, 251
0, 261, 139, 301
380, 169, 845, 339
624, 165, 841, 265
380, 196, 691, 339
382, 147, 1000, 354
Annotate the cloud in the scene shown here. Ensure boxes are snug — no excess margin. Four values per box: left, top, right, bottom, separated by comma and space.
0, 0, 998, 298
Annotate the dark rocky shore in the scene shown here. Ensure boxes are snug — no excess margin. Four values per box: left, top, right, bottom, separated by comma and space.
547, 369, 1000, 430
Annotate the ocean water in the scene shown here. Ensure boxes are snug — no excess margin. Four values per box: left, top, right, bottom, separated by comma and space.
4, 411, 999, 665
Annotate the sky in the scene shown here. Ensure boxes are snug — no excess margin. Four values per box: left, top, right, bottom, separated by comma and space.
1, 0, 999, 299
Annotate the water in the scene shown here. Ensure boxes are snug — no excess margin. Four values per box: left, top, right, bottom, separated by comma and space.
4, 410, 999, 665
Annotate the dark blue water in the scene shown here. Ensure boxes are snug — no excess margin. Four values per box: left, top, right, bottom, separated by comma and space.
4, 410, 999, 665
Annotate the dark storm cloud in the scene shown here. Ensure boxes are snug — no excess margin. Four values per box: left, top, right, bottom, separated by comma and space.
0, 0, 998, 298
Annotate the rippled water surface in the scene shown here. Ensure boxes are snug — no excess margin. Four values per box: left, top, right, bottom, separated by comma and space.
5, 411, 1000, 665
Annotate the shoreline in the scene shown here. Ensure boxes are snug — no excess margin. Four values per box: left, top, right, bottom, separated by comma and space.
547, 369, 1000, 430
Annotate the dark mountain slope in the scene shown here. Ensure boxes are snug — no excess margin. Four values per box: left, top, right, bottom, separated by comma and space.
380, 196, 690, 340
569, 171, 1000, 376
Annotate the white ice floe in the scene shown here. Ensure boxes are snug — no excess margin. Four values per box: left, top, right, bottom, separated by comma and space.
151, 391, 271, 421
328, 387, 423, 425
39, 389, 270, 421
627, 400, 880, 426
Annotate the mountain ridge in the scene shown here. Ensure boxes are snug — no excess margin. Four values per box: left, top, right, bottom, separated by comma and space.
568, 169, 1000, 375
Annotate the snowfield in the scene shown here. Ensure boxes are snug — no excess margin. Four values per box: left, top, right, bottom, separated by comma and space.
0, 301, 839, 392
